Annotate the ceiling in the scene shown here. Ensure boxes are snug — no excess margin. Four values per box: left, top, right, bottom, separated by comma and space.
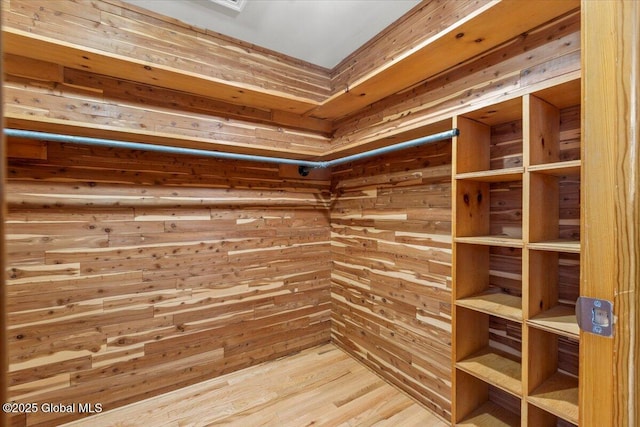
123, 0, 421, 69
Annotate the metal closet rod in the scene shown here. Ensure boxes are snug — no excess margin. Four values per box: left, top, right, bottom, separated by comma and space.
3, 128, 459, 174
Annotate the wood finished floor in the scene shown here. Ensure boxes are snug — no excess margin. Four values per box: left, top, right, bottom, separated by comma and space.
62, 344, 446, 427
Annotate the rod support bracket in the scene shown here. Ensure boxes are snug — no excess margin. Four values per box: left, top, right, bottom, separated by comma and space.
298, 165, 311, 176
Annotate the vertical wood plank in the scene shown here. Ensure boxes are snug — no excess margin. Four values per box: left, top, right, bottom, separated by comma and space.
526, 94, 560, 166
455, 369, 489, 423
581, 1, 640, 426
453, 116, 491, 174
453, 244, 490, 300
527, 173, 559, 242
455, 181, 490, 237
1, 25, 8, 427
331, 142, 453, 421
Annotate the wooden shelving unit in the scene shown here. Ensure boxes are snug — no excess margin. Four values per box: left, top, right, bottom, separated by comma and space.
453, 78, 582, 426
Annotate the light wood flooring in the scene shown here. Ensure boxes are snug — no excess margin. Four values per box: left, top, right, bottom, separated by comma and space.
62, 344, 446, 426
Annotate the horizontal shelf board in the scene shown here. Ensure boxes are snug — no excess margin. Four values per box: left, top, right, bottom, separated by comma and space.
456, 347, 522, 397
527, 160, 581, 175
527, 240, 581, 253
528, 371, 579, 425
456, 401, 520, 427
455, 236, 524, 248
528, 305, 579, 339
3, 29, 322, 117
456, 167, 524, 182
456, 292, 523, 322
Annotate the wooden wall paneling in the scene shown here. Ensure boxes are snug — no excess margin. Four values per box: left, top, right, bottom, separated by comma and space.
581, 1, 639, 426
57, 67, 332, 135
5, 139, 47, 161
330, 142, 453, 421
2, 27, 321, 116
330, 0, 492, 91
4, 141, 332, 426
309, 0, 579, 120
5, 0, 577, 123
0, 2, 604, 426
2, 72, 331, 158
330, 10, 581, 155
2, 0, 331, 114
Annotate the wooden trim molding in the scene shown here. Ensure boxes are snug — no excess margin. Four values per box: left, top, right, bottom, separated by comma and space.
581, 1, 639, 425
1, 28, 8, 427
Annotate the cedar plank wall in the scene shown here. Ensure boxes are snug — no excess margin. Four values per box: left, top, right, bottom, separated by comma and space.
330, 0, 492, 92
3, 61, 331, 157
329, 10, 580, 421
2, 0, 333, 150
330, 142, 454, 418
332, 9, 581, 150
3, 0, 331, 103
1, 1, 582, 426
5, 143, 332, 427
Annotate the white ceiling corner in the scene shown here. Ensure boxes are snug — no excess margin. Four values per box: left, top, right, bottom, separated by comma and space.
123, 0, 421, 69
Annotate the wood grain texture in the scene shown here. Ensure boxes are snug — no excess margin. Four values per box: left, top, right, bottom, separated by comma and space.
330, 141, 454, 421
452, 70, 582, 425
331, 1, 488, 90
1, 28, 9, 427
3, 63, 331, 158
5, 142, 332, 426
310, 0, 579, 120
2, 1, 583, 160
0, 2, 602, 426
60, 344, 446, 427
331, 10, 581, 157
2, 0, 331, 112
1, 0, 578, 123
581, 1, 640, 426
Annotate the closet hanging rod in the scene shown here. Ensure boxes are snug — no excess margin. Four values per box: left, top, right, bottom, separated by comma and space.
3, 128, 459, 175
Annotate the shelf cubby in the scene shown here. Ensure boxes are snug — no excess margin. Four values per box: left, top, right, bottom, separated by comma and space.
527, 240, 580, 254
527, 327, 579, 425
528, 305, 579, 340
527, 403, 578, 427
527, 171, 580, 245
457, 346, 522, 397
527, 159, 580, 176
454, 99, 524, 241
455, 97, 523, 175
455, 370, 521, 427
455, 178, 523, 240
455, 235, 523, 248
455, 307, 522, 395
527, 250, 580, 339
527, 79, 582, 168
455, 244, 523, 321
